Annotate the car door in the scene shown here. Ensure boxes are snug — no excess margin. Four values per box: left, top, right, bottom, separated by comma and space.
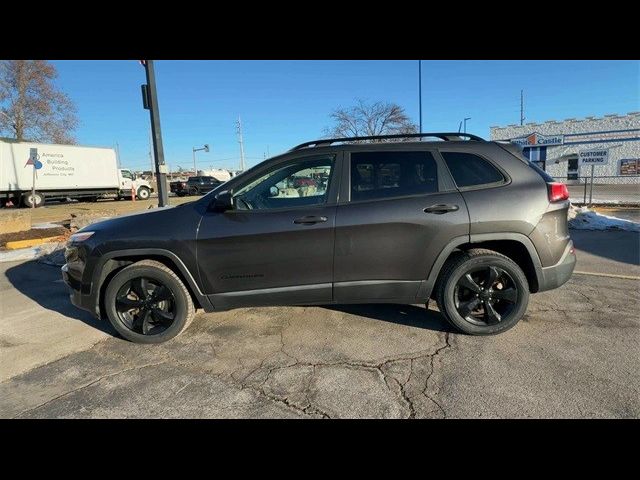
120, 170, 134, 191
333, 148, 469, 303
197, 152, 341, 310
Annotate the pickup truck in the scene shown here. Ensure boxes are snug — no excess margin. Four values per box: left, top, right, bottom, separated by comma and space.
170, 176, 223, 196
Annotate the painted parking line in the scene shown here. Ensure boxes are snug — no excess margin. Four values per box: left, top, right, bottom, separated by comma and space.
573, 270, 640, 280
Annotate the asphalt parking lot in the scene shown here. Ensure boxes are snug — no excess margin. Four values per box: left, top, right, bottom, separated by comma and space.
1, 230, 638, 418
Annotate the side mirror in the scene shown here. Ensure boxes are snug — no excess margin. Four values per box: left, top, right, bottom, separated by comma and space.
211, 190, 233, 212
269, 186, 279, 197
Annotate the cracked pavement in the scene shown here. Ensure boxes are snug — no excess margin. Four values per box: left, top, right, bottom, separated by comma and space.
1, 252, 639, 418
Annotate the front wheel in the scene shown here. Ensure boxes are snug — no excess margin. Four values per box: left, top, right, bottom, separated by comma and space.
137, 187, 151, 200
435, 249, 529, 335
104, 260, 195, 343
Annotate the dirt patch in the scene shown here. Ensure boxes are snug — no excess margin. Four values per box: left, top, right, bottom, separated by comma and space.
0, 227, 70, 249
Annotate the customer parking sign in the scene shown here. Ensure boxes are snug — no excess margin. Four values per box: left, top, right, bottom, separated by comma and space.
579, 148, 609, 165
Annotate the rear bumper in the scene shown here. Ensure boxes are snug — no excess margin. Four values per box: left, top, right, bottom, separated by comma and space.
537, 240, 576, 292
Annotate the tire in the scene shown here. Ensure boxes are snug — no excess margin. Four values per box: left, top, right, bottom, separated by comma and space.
176, 192, 186, 197
104, 260, 195, 344
21, 191, 45, 208
137, 187, 151, 200
85, 196, 98, 203
188, 187, 199, 196
435, 248, 529, 335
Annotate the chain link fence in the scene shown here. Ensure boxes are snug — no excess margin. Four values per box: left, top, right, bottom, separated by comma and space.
553, 175, 640, 206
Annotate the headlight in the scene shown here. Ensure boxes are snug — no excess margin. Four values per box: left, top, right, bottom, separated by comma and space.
69, 231, 95, 243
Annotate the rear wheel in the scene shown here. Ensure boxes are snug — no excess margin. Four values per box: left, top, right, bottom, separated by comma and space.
21, 191, 45, 208
104, 260, 195, 343
435, 249, 529, 335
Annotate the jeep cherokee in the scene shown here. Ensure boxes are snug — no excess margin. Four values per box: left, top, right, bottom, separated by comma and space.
62, 133, 576, 343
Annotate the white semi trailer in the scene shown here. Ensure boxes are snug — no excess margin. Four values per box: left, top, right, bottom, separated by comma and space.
0, 139, 153, 207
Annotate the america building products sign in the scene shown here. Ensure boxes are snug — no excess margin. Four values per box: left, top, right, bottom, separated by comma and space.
511, 132, 564, 147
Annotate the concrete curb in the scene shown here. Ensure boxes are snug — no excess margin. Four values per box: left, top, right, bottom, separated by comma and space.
5, 236, 63, 250
0, 242, 65, 264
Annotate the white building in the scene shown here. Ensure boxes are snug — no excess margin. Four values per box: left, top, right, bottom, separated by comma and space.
490, 112, 640, 183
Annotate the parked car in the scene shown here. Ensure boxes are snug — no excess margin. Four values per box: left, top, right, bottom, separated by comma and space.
171, 176, 223, 196
62, 132, 575, 343
293, 177, 317, 188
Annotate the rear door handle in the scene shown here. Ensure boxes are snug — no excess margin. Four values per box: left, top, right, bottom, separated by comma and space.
424, 204, 459, 214
294, 215, 328, 225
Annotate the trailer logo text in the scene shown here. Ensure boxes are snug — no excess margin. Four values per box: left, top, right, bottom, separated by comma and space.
33, 152, 77, 176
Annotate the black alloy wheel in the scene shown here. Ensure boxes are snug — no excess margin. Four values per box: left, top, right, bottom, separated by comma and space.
453, 266, 518, 325
115, 277, 176, 335
435, 249, 529, 335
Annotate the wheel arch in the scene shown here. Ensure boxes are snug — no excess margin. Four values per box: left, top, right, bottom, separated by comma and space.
91, 249, 213, 319
417, 233, 544, 301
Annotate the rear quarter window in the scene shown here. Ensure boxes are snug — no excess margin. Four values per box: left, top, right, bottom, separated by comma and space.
441, 152, 505, 188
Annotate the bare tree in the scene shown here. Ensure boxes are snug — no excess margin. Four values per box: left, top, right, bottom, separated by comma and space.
0, 60, 78, 144
325, 99, 418, 140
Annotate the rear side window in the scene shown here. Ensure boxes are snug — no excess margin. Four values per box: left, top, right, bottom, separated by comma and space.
351, 151, 438, 201
441, 152, 504, 188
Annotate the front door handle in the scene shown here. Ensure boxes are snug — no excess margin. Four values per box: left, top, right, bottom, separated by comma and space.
294, 215, 328, 225
424, 204, 459, 214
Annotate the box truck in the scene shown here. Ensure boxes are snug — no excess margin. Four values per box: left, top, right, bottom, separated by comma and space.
0, 139, 153, 207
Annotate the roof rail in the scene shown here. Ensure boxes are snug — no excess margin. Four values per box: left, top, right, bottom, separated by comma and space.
290, 132, 485, 151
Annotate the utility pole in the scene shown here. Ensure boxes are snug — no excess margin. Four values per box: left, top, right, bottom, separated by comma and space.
520, 89, 525, 126
140, 60, 169, 207
115, 142, 121, 168
418, 60, 423, 133
237, 116, 246, 171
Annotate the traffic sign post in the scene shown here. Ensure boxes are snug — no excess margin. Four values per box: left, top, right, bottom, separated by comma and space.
578, 148, 609, 207
140, 60, 169, 207
29, 148, 38, 209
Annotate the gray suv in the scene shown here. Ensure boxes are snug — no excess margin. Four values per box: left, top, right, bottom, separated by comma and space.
62, 133, 576, 343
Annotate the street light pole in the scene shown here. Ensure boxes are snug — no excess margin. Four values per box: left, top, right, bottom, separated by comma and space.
192, 144, 210, 173
463, 117, 471, 134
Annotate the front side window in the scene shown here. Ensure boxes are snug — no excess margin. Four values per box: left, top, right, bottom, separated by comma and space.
233, 155, 333, 210
441, 152, 505, 188
121, 170, 133, 180
350, 151, 438, 201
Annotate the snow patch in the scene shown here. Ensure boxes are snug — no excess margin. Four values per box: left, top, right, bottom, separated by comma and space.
568, 205, 640, 232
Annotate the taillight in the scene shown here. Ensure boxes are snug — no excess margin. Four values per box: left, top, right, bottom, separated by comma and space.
547, 182, 569, 202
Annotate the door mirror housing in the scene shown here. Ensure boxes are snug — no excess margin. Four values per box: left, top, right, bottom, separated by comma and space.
269, 186, 279, 197
211, 190, 234, 212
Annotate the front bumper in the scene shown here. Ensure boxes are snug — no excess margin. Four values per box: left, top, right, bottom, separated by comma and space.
537, 240, 576, 292
61, 263, 96, 314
